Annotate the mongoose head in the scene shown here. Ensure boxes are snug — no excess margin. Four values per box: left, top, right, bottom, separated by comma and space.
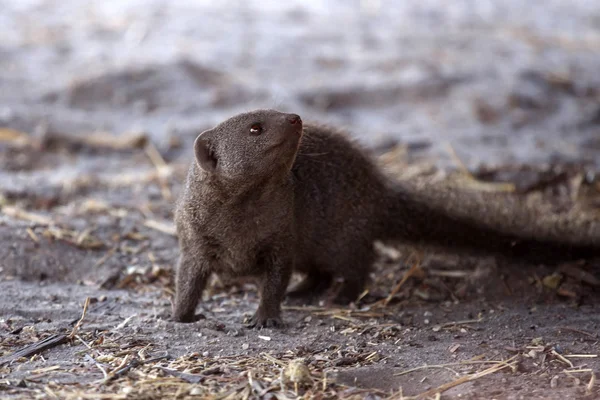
194, 109, 303, 180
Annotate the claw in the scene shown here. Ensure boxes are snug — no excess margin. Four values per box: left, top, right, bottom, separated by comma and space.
245, 312, 284, 329
171, 312, 206, 323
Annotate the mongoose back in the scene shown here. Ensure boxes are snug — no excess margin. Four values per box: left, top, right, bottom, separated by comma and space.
173, 109, 600, 328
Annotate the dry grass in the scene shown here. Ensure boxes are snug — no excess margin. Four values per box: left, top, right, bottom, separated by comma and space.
1, 293, 598, 400
1, 129, 599, 399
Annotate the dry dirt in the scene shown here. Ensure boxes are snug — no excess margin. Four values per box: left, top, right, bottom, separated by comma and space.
1, 1, 600, 399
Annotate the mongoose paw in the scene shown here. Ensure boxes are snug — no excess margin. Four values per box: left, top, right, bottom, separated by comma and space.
245, 312, 284, 329
171, 312, 206, 323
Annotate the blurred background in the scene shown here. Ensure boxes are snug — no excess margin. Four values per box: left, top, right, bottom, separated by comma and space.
2, 0, 600, 166
1, 0, 599, 281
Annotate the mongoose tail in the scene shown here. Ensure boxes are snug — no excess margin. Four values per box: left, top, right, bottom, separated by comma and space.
383, 182, 600, 261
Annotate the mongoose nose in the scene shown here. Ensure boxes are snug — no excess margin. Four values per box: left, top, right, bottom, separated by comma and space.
288, 114, 302, 125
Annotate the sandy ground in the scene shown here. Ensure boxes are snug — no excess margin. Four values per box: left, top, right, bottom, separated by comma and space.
1, 1, 600, 399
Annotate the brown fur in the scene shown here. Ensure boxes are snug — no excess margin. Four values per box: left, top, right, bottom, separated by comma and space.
173, 109, 600, 328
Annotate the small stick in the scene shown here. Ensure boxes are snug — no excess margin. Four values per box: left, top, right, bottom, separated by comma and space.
93, 247, 117, 269
43, 387, 60, 399
2, 206, 53, 225
69, 297, 91, 340
435, 318, 483, 329
262, 353, 286, 367
101, 352, 168, 384
381, 253, 422, 307
445, 143, 473, 178
83, 353, 109, 381
551, 349, 575, 368
427, 269, 470, 278
113, 315, 135, 331
0, 334, 68, 366
563, 354, 598, 358
144, 219, 177, 236
156, 367, 205, 384
141, 352, 169, 363
42, 131, 147, 151
145, 142, 173, 201
114, 355, 157, 379
586, 373, 596, 396
101, 355, 135, 383
394, 359, 511, 377
445, 144, 515, 192
26, 227, 40, 243
411, 356, 518, 399
0, 127, 31, 146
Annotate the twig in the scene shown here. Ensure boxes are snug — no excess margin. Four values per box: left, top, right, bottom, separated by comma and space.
145, 141, 173, 201
394, 358, 510, 377
587, 373, 596, 396
427, 269, 470, 278
0, 334, 68, 366
445, 143, 515, 192
113, 315, 135, 331
395, 364, 461, 378
434, 318, 483, 330
101, 352, 169, 384
262, 353, 287, 367
156, 367, 205, 384
564, 369, 594, 374
445, 143, 472, 178
141, 352, 169, 364
69, 297, 91, 339
102, 355, 137, 383
0, 127, 32, 146
43, 387, 60, 399
381, 252, 422, 307
2, 206, 53, 225
42, 131, 148, 152
93, 247, 117, 269
26, 227, 40, 242
83, 353, 109, 381
551, 349, 574, 368
144, 219, 177, 236
563, 354, 598, 358
407, 356, 519, 399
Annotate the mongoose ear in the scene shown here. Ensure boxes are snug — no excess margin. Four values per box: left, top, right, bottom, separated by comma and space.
194, 133, 217, 172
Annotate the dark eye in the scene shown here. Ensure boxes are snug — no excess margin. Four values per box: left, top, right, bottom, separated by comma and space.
250, 123, 263, 136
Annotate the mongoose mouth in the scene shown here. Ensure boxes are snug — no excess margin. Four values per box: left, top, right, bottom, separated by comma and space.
269, 131, 302, 152
287, 114, 303, 136
291, 124, 303, 137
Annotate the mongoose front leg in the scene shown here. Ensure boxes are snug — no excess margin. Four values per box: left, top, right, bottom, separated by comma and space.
247, 251, 292, 329
172, 253, 211, 322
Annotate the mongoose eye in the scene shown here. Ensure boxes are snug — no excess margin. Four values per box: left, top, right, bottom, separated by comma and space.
250, 123, 263, 136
